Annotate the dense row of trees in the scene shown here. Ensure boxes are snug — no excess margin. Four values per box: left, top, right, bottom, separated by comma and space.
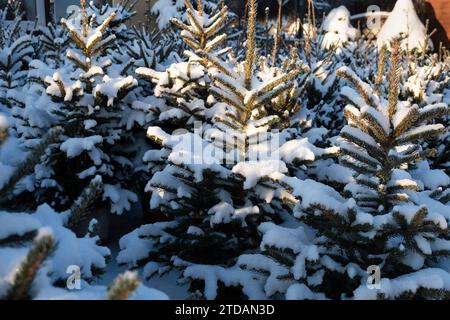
0, 0, 449, 299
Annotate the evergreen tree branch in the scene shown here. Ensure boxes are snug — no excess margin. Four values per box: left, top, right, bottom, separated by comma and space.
0, 127, 63, 202
6, 233, 55, 300
107, 271, 140, 300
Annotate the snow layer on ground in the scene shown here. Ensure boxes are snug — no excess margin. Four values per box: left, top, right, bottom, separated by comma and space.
0, 205, 170, 300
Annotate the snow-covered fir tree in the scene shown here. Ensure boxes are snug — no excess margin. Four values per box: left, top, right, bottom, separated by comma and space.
0, 115, 167, 300
28, 0, 139, 217
36, 23, 71, 68
117, 0, 337, 299
230, 39, 450, 300
0, 200, 167, 300
399, 40, 450, 172
296, 7, 343, 138
0, 6, 33, 109
135, 0, 230, 130
0, 0, 449, 302
0, 125, 107, 299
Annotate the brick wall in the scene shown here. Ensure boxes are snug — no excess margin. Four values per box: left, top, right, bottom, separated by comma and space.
424, 0, 450, 48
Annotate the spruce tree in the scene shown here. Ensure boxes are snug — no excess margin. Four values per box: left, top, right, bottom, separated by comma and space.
0, 13, 33, 108
32, 0, 138, 215
298, 7, 342, 138
170, 0, 228, 55
1, 123, 50, 301
118, 0, 335, 299
0, 130, 110, 300
135, 0, 229, 128
0, 127, 63, 205
84, 0, 137, 46
229, 39, 450, 300
401, 46, 450, 172
150, 0, 223, 31
37, 23, 71, 68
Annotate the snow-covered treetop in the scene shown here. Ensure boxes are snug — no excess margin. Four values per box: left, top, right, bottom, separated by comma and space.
45, 0, 138, 104
61, 0, 117, 70
193, 0, 303, 130
321, 5, 359, 50
170, 0, 228, 53
377, 0, 429, 52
